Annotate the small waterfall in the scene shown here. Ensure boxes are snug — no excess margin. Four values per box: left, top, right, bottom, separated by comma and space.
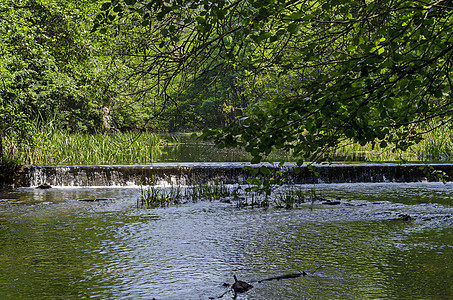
15, 163, 453, 187
17, 163, 250, 187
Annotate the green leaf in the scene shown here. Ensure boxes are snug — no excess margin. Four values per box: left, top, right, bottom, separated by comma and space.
260, 166, 271, 175
113, 4, 123, 12
288, 22, 300, 34
101, 2, 111, 11
288, 12, 303, 20
251, 156, 262, 164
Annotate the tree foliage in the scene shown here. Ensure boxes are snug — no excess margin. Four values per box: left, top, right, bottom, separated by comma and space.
0, 0, 139, 162
3, 0, 453, 164
96, 0, 453, 163
0, 0, 112, 163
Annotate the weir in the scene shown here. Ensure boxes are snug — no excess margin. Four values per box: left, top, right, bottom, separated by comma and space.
15, 163, 453, 187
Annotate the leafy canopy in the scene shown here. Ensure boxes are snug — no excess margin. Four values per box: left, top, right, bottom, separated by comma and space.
96, 0, 453, 164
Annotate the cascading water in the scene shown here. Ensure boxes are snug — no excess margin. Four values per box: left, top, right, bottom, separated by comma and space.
16, 163, 453, 187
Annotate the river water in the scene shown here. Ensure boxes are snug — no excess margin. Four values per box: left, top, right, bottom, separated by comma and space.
1, 182, 452, 299
158, 133, 293, 163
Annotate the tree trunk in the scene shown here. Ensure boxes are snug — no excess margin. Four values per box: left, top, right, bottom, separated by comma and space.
0, 135, 3, 165
102, 106, 111, 132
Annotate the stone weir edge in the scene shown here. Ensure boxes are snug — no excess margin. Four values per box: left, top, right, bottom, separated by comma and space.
12, 163, 453, 187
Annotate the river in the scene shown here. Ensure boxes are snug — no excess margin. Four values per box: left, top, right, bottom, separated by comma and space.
1, 182, 452, 299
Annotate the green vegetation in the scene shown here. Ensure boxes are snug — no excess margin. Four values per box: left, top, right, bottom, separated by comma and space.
331, 123, 453, 162
2, 0, 453, 166
24, 130, 164, 165
138, 181, 233, 208
95, 0, 453, 165
138, 184, 182, 208
138, 181, 310, 209
3, 120, 166, 165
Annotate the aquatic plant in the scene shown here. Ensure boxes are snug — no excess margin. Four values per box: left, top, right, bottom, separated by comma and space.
138, 185, 182, 208
273, 187, 306, 209
413, 123, 453, 161
330, 122, 453, 163
18, 122, 165, 165
138, 181, 236, 208
137, 179, 317, 210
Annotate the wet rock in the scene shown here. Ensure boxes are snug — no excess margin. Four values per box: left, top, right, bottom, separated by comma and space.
232, 275, 253, 294
392, 214, 414, 221
322, 200, 341, 205
36, 183, 52, 189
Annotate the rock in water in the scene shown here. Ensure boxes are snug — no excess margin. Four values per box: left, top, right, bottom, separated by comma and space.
232, 275, 253, 294
36, 183, 52, 189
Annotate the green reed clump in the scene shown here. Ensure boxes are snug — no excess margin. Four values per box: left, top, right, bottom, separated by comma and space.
332, 142, 417, 162
139, 181, 235, 208
137, 180, 317, 210
273, 187, 306, 209
331, 122, 453, 162
412, 123, 453, 161
20, 123, 164, 165
138, 185, 182, 208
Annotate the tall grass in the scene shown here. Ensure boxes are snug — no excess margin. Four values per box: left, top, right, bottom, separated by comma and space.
413, 123, 453, 161
138, 181, 234, 208
138, 182, 309, 209
4, 120, 453, 165
12, 122, 165, 165
332, 142, 417, 162
332, 122, 453, 162
41, 131, 163, 165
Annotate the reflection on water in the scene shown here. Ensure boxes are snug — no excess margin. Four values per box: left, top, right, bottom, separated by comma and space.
1, 183, 452, 299
158, 133, 292, 162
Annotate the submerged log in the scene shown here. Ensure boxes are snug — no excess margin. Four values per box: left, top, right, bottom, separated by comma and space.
321, 200, 341, 205
78, 198, 112, 202
258, 271, 307, 282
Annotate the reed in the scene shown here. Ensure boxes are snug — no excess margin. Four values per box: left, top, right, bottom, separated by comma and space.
138, 185, 182, 208
273, 187, 306, 209
17, 125, 165, 165
413, 123, 453, 161
332, 142, 417, 162
138, 181, 314, 209
332, 122, 453, 162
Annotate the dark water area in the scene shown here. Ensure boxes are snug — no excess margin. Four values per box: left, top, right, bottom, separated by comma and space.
158, 133, 292, 163
1, 183, 452, 299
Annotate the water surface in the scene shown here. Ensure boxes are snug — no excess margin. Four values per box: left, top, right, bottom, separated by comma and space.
1, 183, 452, 299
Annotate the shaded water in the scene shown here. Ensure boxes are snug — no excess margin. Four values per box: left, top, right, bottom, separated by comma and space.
159, 134, 292, 162
1, 183, 452, 299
